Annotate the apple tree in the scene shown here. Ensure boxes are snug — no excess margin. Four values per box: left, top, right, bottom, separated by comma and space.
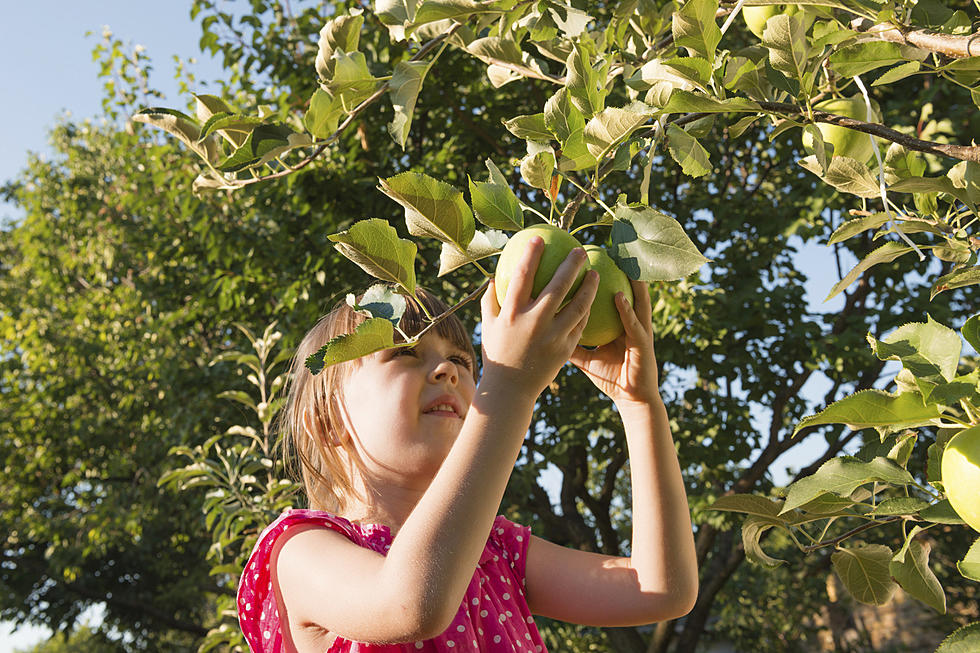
127, 0, 980, 650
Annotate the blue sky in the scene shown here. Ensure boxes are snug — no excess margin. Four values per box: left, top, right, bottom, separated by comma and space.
1, 2, 862, 649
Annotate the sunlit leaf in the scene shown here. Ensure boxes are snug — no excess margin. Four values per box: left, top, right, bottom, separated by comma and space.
671, 0, 721, 61
468, 178, 523, 231
305, 318, 395, 374
610, 202, 709, 281
378, 171, 475, 249
958, 537, 980, 581
438, 229, 508, 276
825, 242, 917, 302
666, 123, 710, 178
793, 389, 942, 438
327, 218, 417, 293
935, 622, 980, 653
781, 456, 914, 513
388, 60, 429, 149
346, 284, 407, 325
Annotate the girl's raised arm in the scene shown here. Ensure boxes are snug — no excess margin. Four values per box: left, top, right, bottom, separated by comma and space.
525, 279, 699, 626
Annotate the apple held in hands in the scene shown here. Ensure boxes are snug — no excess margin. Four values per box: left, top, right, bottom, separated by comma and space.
494, 224, 634, 347
802, 96, 882, 164
941, 425, 980, 532
494, 223, 587, 309
579, 245, 634, 347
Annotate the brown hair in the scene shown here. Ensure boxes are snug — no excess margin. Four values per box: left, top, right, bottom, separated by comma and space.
279, 285, 477, 512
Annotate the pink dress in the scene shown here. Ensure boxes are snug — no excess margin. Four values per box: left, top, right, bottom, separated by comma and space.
237, 509, 548, 652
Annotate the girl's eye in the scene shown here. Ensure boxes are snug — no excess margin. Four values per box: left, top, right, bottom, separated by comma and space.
394, 348, 417, 358
451, 355, 473, 370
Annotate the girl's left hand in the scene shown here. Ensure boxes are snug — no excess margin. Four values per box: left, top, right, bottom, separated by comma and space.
569, 279, 659, 407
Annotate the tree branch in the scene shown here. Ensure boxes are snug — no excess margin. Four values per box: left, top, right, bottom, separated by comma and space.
759, 101, 980, 163
851, 19, 980, 59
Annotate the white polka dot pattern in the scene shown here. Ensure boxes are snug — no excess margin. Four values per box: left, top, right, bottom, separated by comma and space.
237, 509, 546, 652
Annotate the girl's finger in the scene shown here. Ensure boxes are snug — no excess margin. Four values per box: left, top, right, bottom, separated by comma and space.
628, 280, 653, 335
501, 236, 545, 310
482, 278, 501, 319
556, 268, 598, 332
536, 247, 589, 311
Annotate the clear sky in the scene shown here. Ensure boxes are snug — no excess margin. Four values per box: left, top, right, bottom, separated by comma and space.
1, 2, 862, 650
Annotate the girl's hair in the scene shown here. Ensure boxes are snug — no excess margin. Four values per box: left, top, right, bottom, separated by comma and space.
279, 285, 477, 512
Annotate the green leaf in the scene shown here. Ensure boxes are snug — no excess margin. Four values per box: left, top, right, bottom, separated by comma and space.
781, 456, 915, 513
194, 94, 235, 123
666, 123, 711, 178
316, 11, 365, 80
378, 171, 475, 249
412, 0, 487, 27
831, 545, 898, 606
890, 540, 946, 613
707, 494, 783, 519
741, 516, 786, 567
468, 178, 523, 231
388, 60, 429, 149
671, 0, 721, 62
793, 389, 943, 438
327, 218, 418, 294
935, 622, 980, 653
132, 107, 216, 163
610, 203, 709, 282
565, 36, 607, 118
932, 266, 980, 299
763, 14, 813, 91
958, 537, 980, 581
305, 89, 344, 139
466, 36, 525, 68
199, 113, 264, 145
503, 113, 553, 142
963, 314, 980, 354
828, 213, 892, 245
583, 102, 655, 159
825, 241, 916, 302
215, 123, 297, 172
346, 284, 407, 325
660, 90, 762, 115
327, 50, 380, 110
873, 60, 921, 86
550, 3, 592, 39
830, 41, 906, 77
871, 497, 931, 516
798, 155, 880, 199
919, 499, 966, 525
305, 318, 396, 374
544, 88, 585, 145
519, 141, 556, 191
438, 229, 508, 276
375, 0, 413, 41
867, 316, 961, 400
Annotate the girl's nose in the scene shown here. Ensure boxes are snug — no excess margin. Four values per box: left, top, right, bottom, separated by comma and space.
430, 359, 458, 385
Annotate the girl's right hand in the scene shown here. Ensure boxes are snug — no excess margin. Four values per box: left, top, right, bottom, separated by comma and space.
480, 236, 598, 396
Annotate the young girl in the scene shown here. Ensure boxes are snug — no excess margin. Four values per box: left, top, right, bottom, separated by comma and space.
237, 237, 698, 651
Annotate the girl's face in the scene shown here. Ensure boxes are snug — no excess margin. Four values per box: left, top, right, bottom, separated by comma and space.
338, 332, 478, 486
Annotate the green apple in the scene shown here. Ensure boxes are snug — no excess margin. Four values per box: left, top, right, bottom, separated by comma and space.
802, 96, 882, 164
579, 246, 634, 347
942, 425, 980, 532
494, 223, 586, 308
742, 4, 813, 39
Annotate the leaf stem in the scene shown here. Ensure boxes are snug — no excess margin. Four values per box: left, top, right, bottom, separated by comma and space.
801, 515, 904, 553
